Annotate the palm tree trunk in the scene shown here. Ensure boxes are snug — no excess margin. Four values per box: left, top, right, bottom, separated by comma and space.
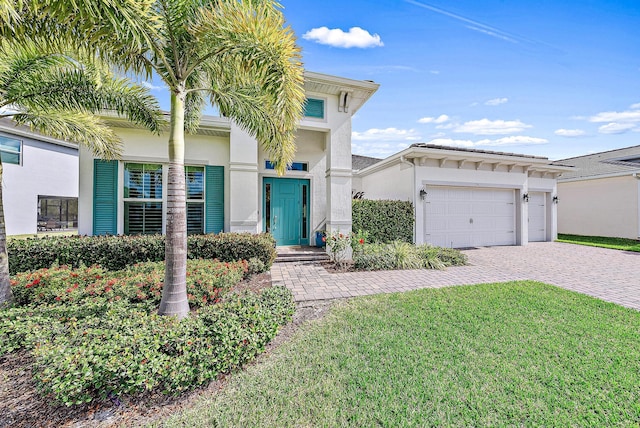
0, 163, 12, 307
158, 88, 190, 318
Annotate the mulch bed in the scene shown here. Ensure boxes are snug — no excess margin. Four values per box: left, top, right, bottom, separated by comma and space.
0, 273, 337, 428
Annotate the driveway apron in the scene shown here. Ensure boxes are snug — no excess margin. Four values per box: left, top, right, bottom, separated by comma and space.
271, 242, 640, 311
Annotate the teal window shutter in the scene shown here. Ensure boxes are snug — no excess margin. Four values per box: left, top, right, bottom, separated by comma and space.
304, 98, 324, 118
93, 159, 118, 235
205, 165, 224, 234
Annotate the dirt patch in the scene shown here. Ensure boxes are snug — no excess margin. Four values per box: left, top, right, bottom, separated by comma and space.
0, 273, 339, 428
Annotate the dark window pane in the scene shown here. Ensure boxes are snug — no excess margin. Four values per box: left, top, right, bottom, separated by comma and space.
125, 202, 162, 235
187, 203, 204, 235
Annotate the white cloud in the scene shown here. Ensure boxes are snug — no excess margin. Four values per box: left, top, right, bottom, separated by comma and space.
598, 123, 637, 134
352, 128, 421, 142
589, 110, 640, 123
453, 118, 532, 135
429, 70, 440, 75
351, 142, 411, 158
418, 114, 449, 124
485, 97, 508, 106
476, 136, 548, 146
302, 27, 383, 48
554, 128, 586, 137
424, 135, 547, 148
630, 103, 640, 109
589, 107, 640, 134
140, 81, 165, 91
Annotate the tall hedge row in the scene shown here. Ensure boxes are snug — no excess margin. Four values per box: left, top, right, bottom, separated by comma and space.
8, 233, 276, 275
352, 199, 414, 243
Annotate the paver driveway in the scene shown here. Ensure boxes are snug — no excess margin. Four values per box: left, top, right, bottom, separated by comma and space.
271, 242, 640, 310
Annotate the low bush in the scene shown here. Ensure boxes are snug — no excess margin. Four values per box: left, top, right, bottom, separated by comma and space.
7, 232, 276, 275
27, 287, 294, 406
352, 199, 414, 243
2, 258, 294, 406
9, 259, 246, 309
353, 242, 467, 271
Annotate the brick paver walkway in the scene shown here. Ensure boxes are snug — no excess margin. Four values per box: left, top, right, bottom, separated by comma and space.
271, 242, 640, 311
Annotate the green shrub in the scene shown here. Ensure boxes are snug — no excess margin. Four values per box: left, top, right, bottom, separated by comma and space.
353, 242, 466, 271
7, 233, 276, 275
9, 259, 246, 309
352, 199, 414, 243
28, 286, 294, 406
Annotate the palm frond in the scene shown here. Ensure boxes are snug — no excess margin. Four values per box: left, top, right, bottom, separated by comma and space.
191, 0, 304, 174
13, 109, 122, 159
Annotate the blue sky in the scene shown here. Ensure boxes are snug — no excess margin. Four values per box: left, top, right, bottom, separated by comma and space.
278, 0, 640, 160
143, 1, 640, 161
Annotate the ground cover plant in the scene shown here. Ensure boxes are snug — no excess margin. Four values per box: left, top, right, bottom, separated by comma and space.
162, 281, 640, 427
1, 260, 294, 407
557, 234, 640, 252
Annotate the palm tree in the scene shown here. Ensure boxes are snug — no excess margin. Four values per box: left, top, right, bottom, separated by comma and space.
1, 0, 304, 318
0, 39, 163, 306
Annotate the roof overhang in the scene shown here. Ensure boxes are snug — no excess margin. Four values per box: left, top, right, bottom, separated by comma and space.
0, 118, 78, 149
103, 113, 231, 137
304, 71, 379, 114
356, 146, 574, 177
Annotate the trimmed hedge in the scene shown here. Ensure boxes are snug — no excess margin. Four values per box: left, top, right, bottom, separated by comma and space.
7, 233, 276, 275
352, 199, 414, 243
1, 285, 294, 405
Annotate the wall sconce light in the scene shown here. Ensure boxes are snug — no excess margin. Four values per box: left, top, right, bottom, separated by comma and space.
419, 188, 427, 200
552, 195, 559, 204
522, 193, 529, 202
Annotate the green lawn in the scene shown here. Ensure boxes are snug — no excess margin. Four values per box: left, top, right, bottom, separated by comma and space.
557, 234, 640, 252
161, 281, 640, 427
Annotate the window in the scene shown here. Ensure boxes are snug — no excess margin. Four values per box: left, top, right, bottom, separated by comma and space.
124, 163, 163, 234
122, 163, 208, 235
265, 160, 308, 171
303, 98, 324, 119
38, 196, 78, 230
0, 135, 22, 165
94, 162, 224, 236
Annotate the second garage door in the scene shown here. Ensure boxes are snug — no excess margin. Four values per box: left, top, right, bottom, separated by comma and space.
424, 186, 516, 248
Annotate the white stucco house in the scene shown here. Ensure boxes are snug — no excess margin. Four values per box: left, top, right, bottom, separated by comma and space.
555, 145, 640, 239
353, 144, 572, 248
78, 71, 380, 246
0, 119, 79, 236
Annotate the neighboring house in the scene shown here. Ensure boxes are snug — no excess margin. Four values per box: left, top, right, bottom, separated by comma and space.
78, 71, 380, 246
0, 118, 79, 236
555, 145, 640, 239
353, 144, 571, 248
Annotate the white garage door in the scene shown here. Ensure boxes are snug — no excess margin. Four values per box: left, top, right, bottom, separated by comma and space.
528, 192, 546, 242
424, 186, 516, 248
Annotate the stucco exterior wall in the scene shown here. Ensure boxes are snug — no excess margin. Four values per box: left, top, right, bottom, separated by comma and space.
558, 175, 640, 239
357, 162, 413, 201
3, 135, 78, 236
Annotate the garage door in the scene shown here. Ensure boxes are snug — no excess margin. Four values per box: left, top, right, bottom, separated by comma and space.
424, 186, 516, 248
528, 192, 546, 242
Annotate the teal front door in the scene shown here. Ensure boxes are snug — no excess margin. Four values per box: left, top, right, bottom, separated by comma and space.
263, 178, 310, 246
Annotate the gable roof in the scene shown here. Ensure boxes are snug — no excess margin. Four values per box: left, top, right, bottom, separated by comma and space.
352, 154, 382, 171
554, 145, 640, 181
356, 144, 572, 177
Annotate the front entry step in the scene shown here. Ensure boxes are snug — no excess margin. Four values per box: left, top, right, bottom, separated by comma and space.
275, 246, 330, 263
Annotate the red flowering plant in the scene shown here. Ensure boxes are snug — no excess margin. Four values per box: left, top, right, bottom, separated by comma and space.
350, 229, 369, 258
10, 259, 247, 309
325, 230, 353, 268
